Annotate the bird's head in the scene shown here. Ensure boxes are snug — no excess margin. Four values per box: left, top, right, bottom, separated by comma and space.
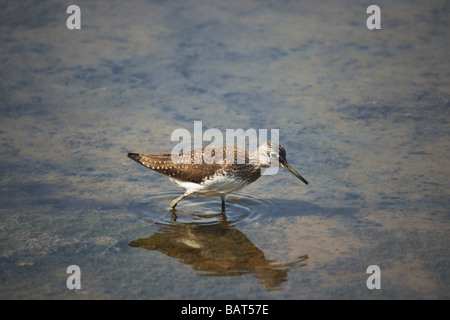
256, 141, 308, 185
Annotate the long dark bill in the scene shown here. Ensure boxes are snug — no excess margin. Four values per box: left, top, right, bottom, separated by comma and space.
281, 162, 309, 185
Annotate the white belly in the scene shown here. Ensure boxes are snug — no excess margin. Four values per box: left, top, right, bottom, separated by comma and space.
169, 175, 249, 196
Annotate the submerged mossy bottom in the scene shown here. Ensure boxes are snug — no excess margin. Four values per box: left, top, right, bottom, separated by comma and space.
0, 0, 449, 299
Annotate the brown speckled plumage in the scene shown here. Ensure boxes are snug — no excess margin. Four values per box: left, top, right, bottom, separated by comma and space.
128, 145, 259, 184
128, 141, 308, 212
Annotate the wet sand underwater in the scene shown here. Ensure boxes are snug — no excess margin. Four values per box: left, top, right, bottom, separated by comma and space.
0, 0, 449, 299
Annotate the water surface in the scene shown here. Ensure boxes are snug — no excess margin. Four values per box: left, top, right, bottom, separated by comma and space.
0, 0, 449, 299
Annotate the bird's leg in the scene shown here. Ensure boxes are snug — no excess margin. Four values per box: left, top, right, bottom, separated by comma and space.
220, 195, 226, 214
169, 191, 191, 211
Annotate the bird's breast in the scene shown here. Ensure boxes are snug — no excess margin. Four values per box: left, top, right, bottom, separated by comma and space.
169, 173, 253, 196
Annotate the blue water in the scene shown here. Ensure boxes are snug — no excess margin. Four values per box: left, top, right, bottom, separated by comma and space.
0, 0, 449, 299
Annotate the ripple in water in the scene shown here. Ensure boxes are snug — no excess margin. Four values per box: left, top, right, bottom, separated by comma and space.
131, 191, 275, 227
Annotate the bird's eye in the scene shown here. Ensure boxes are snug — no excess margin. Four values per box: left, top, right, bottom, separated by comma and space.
270, 151, 278, 159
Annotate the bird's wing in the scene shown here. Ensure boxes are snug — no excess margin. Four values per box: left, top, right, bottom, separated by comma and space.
128, 152, 223, 184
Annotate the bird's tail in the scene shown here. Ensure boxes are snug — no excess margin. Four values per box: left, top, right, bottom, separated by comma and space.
127, 153, 141, 162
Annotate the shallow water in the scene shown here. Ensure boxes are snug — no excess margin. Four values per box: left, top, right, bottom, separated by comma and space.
0, 0, 449, 299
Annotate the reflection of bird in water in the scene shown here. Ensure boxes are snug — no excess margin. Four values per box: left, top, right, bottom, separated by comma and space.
129, 220, 308, 289
128, 141, 308, 212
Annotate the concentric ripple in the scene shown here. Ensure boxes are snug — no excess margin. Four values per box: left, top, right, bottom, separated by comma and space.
130, 191, 275, 227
